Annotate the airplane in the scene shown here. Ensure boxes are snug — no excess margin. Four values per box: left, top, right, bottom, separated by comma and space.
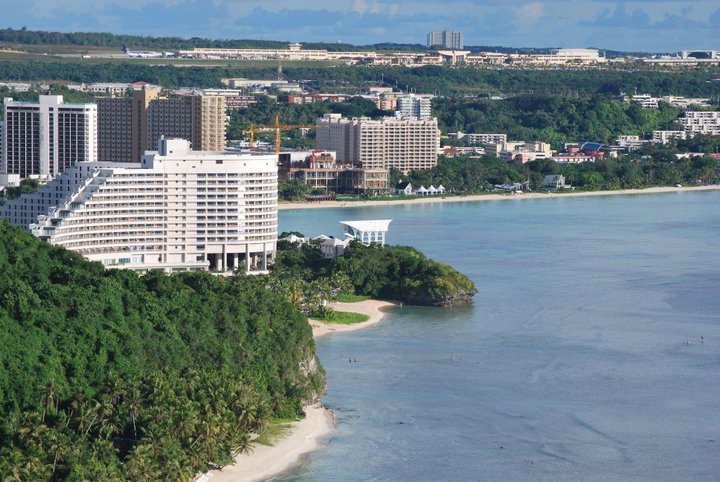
122, 44, 163, 58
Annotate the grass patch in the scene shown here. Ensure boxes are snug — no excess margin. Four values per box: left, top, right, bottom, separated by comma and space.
333, 293, 370, 303
254, 417, 300, 446
315, 310, 369, 325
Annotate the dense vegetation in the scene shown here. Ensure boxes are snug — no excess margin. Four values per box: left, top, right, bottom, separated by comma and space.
433, 95, 683, 146
0, 222, 323, 480
401, 148, 720, 193
273, 238, 477, 307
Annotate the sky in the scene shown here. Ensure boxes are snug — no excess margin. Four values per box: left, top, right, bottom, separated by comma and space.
0, 0, 718, 53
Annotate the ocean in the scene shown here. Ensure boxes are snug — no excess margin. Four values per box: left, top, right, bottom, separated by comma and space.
275, 191, 720, 482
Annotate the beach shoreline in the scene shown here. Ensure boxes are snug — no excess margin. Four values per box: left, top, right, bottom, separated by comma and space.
199, 299, 395, 482
278, 184, 720, 211
309, 299, 397, 338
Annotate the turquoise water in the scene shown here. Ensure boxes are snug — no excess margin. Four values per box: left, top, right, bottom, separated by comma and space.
276, 192, 720, 482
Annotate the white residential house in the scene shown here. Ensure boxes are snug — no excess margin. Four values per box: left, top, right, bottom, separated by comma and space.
542, 174, 566, 189
320, 237, 353, 259
395, 180, 414, 195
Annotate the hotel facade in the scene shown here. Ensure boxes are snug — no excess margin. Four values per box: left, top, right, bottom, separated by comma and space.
1, 139, 277, 274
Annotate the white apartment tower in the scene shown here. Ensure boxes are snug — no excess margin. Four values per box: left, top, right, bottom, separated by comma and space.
316, 114, 440, 173
1, 139, 277, 274
427, 31, 464, 49
396, 94, 433, 120
2, 95, 97, 179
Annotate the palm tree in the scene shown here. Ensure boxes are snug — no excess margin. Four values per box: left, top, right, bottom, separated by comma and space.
329, 271, 354, 296
40, 381, 58, 424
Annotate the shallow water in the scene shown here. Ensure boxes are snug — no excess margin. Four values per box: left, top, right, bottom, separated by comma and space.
276, 191, 720, 482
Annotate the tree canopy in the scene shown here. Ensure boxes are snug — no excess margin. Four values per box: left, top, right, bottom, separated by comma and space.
0, 222, 324, 480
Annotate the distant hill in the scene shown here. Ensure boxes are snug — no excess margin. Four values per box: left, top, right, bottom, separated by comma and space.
0, 27, 662, 56
0, 28, 425, 52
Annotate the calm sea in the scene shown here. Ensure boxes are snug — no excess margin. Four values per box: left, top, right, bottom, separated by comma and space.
276, 191, 720, 482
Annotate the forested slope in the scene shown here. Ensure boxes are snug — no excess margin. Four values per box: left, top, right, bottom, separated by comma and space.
0, 221, 323, 480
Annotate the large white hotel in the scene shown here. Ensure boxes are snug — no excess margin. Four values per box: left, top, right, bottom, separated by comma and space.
2, 138, 278, 273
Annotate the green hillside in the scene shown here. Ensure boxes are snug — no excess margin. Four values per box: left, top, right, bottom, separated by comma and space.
0, 221, 324, 480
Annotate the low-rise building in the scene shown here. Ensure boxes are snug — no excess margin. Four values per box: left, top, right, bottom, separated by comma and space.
0, 173, 20, 187
679, 111, 720, 136
395, 180, 413, 195
286, 93, 355, 104
281, 149, 388, 194
552, 154, 596, 164
652, 130, 687, 144
630, 94, 659, 109
616, 135, 652, 151
488, 140, 551, 163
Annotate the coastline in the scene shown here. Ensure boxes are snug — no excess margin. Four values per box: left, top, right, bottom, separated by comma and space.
278, 185, 720, 211
309, 299, 397, 338
200, 299, 394, 482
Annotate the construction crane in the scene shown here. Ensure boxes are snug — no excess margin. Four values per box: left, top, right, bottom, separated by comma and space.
241, 113, 327, 154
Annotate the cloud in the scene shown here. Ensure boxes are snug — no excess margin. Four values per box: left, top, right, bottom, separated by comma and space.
586, 5, 651, 27
350, 0, 370, 14
513, 2, 546, 23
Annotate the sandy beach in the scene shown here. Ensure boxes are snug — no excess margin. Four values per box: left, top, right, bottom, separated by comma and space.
199, 299, 394, 482
309, 299, 397, 338
279, 185, 720, 211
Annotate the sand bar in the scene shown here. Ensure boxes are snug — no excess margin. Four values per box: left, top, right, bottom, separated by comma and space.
199, 299, 394, 482
309, 299, 397, 338
279, 185, 720, 211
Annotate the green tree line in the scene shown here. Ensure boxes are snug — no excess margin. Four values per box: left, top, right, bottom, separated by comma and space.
273, 237, 477, 307
0, 28, 425, 52
402, 149, 720, 193
433, 95, 683, 146
0, 61, 718, 97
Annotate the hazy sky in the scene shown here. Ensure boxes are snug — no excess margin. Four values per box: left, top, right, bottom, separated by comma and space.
1, 0, 718, 52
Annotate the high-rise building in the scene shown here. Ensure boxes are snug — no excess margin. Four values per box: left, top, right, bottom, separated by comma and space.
396, 94, 433, 120
97, 85, 226, 162
2, 138, 277, 274
316, 114, 440, 173
2, 95, 97, 179
427, 31, 464, 50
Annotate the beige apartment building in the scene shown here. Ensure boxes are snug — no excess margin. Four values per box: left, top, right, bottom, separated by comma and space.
97, 85, 226, 162
316, 114, 440, 173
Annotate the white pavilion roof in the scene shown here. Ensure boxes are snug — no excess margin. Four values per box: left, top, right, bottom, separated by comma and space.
340, 219, 392, 232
